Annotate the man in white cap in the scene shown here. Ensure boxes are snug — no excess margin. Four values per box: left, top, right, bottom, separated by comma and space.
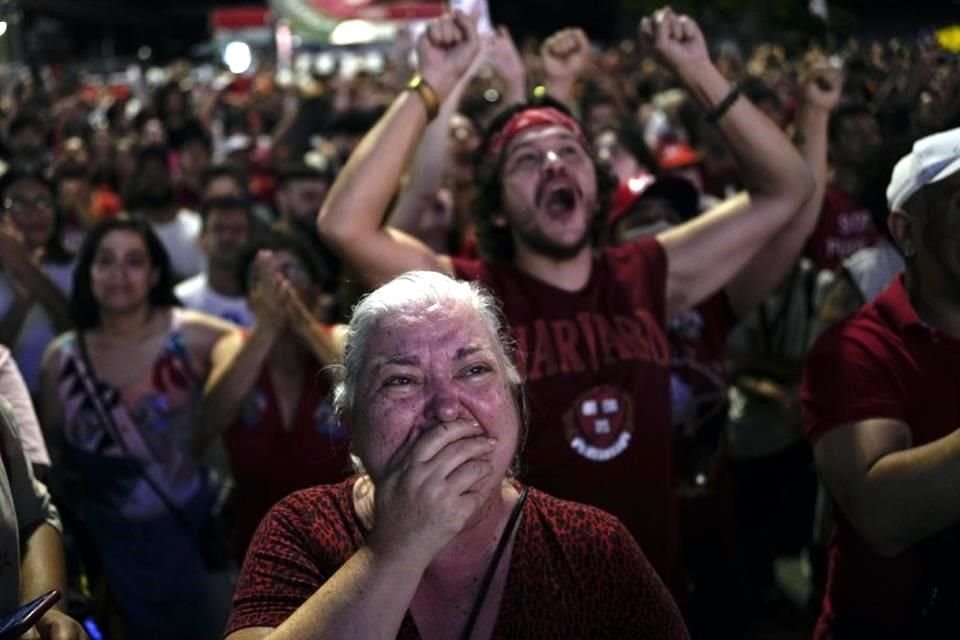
802, 126, 960, 638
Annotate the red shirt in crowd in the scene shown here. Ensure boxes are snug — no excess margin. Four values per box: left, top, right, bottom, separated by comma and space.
805, 186, 879, 271
227, 481, 689, 639
453, 237, 678, 587
801, 275, 960, 637
223, 353, 352, 560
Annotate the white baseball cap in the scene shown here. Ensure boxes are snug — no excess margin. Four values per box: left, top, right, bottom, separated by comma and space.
887, 127, 960, 212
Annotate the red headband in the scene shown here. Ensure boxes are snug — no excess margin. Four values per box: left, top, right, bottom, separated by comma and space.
487, 107, 587, 158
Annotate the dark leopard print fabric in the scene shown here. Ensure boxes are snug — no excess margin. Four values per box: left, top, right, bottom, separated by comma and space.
227, 480, 689, 639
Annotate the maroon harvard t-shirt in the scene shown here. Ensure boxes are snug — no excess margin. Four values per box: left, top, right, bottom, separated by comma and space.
453, 237, 677, 584
802, 275, 960, 637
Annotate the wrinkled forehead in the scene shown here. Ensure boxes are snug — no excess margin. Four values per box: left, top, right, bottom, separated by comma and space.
363, 302, 496, 361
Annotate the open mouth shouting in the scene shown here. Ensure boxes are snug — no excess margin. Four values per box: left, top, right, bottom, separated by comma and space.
537, 179, 582, 220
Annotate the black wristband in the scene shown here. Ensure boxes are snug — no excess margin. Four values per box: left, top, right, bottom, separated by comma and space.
704, 83, 741, 124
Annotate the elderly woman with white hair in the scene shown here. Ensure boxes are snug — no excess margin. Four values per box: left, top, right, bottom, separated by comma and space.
225, 271, 688, 640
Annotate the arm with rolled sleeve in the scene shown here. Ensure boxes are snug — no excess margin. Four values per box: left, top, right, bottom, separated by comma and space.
804, 329, 960, 558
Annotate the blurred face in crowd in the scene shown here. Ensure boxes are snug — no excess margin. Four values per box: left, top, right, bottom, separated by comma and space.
90, 229, 158, 315
277, 177, 330, 229
179, 140, 211, 179
201, 206, 251, 269
4, 178, 56, 252
349, 299, 519, 509
833, 112, 882, 167
498, 125, 598, 261
141, 118, 167, 146
449, 113, 480, 184
585, 102, 619, 138
57, 176, 93, 225
130, 155, 175, 210
9, 125, 45, 160
595, 130, 641, 183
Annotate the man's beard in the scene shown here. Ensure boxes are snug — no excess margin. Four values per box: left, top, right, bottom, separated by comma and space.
514, 216, 594, 261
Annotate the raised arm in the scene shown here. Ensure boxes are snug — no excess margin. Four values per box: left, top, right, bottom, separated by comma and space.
541, 28, 591, 110
388, 26, 527, 254
642, 9, 814, 320
723, 63, 844, 318
0, 222, 71, 343
317, 12, 481, 288
195, 256, 284, 453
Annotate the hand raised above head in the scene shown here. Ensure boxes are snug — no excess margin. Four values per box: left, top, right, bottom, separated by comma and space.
416, 11, 482, 102
802, 62, 845, 112
541, 28, 591, 84
639, 7, 710, 78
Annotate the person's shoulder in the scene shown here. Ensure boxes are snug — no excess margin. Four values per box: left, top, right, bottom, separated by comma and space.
178, 208, 202, 228
41, 331, 77, 367
526, 488, 631, 544
258, 482, 356, 541
178, 307, 239, 336
174, 274, 206, 303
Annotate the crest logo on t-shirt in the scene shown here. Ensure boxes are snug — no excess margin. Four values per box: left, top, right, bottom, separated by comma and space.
563, 385, 634, 461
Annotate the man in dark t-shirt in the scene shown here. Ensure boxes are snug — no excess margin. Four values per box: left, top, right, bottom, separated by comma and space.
317, 8, 812, 587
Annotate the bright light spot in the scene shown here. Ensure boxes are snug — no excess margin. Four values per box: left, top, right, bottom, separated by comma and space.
330, 20, 378, 46
0, 22, 7, 38
223, 41, 252, 75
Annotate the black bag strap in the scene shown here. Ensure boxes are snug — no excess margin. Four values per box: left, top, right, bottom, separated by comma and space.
459, 486, 528, 640
75, 332, 199, 535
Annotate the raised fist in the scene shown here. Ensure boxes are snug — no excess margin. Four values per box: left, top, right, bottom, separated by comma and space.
416, 11, 481, 101
542, 28, 591, 85
802, 62, 844, 112
639, 7, 710, 77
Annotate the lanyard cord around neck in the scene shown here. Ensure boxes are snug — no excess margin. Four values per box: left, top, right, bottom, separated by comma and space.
459, 486, 529, 640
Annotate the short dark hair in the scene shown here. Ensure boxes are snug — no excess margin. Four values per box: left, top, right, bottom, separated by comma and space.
235, 229, 331, 296
275, 161, 333, 190
472, 96, 618, 261
171, 119, 212, 153
71, 218, 180, 330
200, 163, 247, 194
199, 195, 254, 228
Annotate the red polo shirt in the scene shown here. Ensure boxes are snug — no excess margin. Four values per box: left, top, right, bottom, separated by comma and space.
801, 274, 960, 637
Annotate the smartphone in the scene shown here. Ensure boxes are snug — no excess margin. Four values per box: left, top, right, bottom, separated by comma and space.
449, 0, 493, 37
0, 589, 61, 640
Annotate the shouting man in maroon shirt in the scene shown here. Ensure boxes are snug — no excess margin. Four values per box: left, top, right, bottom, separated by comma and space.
317, 8, 812, 589
803, 126, 960, 638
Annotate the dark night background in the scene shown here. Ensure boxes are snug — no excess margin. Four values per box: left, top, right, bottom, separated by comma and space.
14, 0, 960, 65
